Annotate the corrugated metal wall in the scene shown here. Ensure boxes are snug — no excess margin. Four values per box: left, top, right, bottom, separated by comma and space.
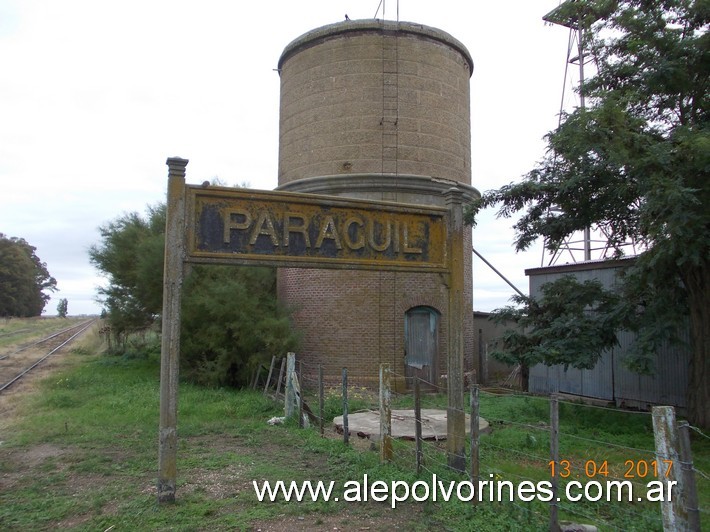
474, 311, 516, 384
526, 260, 690, 409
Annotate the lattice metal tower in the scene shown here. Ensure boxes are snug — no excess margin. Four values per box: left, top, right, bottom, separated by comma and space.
542, 1, 643, 266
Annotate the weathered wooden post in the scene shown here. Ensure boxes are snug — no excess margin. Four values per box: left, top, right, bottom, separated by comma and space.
318, 365, 325, 437
297, 360, 304, 428
550, 394, 560, 532
263, 355, 276, 395
342, 367, 349, 445
652, 406, 689, 531
275, 357, 286, 397
470, 383, 480, 503
158, 157, 188, 504
444, 187, 466, 472
414, 378, 423, 474
284, 352, 297, 417
678, 421, 701, 531
379, 363, 393, 463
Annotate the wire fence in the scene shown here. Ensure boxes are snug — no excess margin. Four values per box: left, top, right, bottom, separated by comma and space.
257, 354, 708, 531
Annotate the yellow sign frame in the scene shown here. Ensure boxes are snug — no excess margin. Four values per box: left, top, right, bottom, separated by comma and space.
186, 186, 449, 273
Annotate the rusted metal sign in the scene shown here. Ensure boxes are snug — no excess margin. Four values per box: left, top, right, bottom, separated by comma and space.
186, 186, 449, 273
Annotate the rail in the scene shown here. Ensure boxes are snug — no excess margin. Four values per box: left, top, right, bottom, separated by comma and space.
0, 319, 96, 392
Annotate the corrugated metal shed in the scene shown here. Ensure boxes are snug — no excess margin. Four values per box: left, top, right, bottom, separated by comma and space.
526, 259, 690, 410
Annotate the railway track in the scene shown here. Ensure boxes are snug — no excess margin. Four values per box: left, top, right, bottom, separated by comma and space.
0, 319, 96, 393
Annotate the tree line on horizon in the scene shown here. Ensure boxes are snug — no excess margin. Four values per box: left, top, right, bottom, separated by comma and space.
0, 233, 57, 317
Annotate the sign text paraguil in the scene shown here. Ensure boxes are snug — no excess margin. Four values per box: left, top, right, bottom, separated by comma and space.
188, 188, 449, 272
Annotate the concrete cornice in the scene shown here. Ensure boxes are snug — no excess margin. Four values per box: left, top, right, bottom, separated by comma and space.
278, 19, 474, 75
276, 173, 480, 203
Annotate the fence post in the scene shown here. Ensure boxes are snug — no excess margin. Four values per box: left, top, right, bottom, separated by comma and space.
275, 357, 286, 397
414, 378, 423, 475
550, 394, 560, 532
263, 356, 276, 395
342, 368, 349, 445
251, 366, 259, 390
380, 363, 393, 463
470, 383, 480, 504
284, 352, 297, 418
678, 421, 701, 531
297, 360, 304, 428
318, 365, 325, 437
652, 406, 689, 531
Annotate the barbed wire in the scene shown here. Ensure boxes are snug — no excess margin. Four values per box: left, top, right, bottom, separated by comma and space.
480, 440, 549, 464
558, 431, 658, 457
390, 370, 445, 392
485, 417, 552, 432
689, 425, 710, 440
556, 397, 653, 416
556, 501, 614, 529
285, 355, 705, 529
509, 499, 549, 524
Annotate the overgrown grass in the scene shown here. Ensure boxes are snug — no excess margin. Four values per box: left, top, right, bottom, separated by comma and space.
311, 385, 710, 531
1, 342, 434, 530
0, 316, 87, 350
1, 336, 708, 531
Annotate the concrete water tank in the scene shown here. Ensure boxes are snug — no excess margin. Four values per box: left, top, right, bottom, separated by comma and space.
276, 19, 478, 389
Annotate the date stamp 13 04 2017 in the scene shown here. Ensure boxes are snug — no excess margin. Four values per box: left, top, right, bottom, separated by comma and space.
548, 459, 674, 480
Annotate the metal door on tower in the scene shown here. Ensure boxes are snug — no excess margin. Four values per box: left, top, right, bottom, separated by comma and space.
404, 307, 439, 389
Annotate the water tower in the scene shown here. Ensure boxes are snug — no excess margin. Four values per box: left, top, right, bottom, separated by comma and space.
276, 19, 478, 389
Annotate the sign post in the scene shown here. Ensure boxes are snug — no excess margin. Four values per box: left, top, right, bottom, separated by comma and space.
444, 187, 466, 472
158, 157, 188, 503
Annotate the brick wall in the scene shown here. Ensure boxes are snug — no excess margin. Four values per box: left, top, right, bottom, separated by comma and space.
278, 232, 474, 391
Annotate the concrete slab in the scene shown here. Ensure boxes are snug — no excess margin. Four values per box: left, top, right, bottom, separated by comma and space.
333, 409, 489, 440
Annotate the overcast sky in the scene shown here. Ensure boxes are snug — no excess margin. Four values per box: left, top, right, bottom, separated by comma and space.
0, 1, 580, 316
